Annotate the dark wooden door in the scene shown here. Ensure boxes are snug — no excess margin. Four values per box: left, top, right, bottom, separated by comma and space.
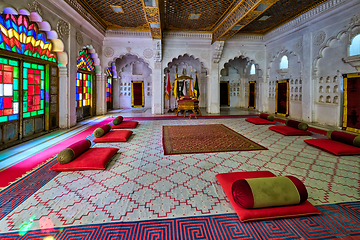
220, 82, 229, 106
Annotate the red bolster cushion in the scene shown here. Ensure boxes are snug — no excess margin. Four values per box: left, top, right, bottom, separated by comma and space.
259, 113, 275, 121
92, 130, 133, 143
93, 124, 111, 138
113, 116, 123, 125
327, 130, 360, 147
285, 119, 309, 131
57, 139, 91, 164
232, 176, 308, 209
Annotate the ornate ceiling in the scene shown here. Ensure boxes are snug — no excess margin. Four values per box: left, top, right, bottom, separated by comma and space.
73, 0, 327, 42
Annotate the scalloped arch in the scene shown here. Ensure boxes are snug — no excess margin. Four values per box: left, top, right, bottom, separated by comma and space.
84, 45, 101, 74
267, 49, 301, 77
0, 6, 67, 66
165, 54, 208, 74
109, 53, 152, 75
221, 55, 260, 76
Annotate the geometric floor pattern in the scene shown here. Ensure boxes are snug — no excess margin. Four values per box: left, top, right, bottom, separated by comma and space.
0, 117, 359, 237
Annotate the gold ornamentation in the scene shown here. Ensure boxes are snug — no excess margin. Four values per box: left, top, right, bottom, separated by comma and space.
145, 7, 158, 16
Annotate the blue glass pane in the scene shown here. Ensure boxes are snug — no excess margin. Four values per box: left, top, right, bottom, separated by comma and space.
9, 114, 18, 121
0, 97, 3, 109
40, 90, 44, 99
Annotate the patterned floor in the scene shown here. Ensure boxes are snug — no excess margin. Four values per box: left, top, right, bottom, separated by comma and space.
0, 117, 359, 235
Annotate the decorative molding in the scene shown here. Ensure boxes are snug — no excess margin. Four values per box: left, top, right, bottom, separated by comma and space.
57, 19, 70, 40
163, 32, 212, 39
154, 41, 162, 62
294, 37, 303, 51
314, 31, 326, 46
230, 34, 264, 41
255, 51, 265, 61
266, 0, 346, 39
201, 51, 209, 60
143, 48, 154, 59
64, 0, 106, 34
76, 31, 83, 46
126, 47, 132, 53
212, 41, 225, 63
105, 30, 151, 37
276, 68, 289, 78
104, 47, 114, 58
342, 55, 360, 71
28, 0, 42, 16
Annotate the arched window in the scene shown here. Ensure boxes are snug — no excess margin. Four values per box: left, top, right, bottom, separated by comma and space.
76, 48, 95, 120
0, 14, 59, 146
349, 34, 360, 56
106, 67, 113, 110
250, 64, 256, 75
280, 55, 288, 69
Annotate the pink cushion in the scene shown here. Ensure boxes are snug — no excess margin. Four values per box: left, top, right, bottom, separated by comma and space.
269, 125, 312, 136
50, 147, 118, 171
216, 171, 320, 222
92, 130, 133, 143
245, 118, 274, 125
111, 121, 138, 129
304, 139, 360, 156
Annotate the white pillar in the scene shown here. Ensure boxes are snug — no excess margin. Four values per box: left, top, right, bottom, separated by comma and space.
96, 72, 107, 115
58, 66, 70, 128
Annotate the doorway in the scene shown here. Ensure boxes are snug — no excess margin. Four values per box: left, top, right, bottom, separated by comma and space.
276, 79, 289, 116
220, 81, 229, 106
248, 81, 256, 109
132, 81, 144, 107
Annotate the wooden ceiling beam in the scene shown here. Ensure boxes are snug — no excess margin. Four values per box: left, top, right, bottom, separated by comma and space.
142, 0, 163, 39
211, 0, 279, 43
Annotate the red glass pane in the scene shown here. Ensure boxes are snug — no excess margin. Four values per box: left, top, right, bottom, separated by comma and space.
35, 70, 40, 75
0, 110, 3, 116
4, 109, 13, 115
0, 71, 2, 83
28, 95, 34, 106
4, 65, 13, 71
35, 85, 40, 94
0, 65, 2, 70
28, 106, 34, 111
28, 69, 34, 74
28, 74, 34, 84
28, 85, 34, 95
4, 97, 12, 108
4, 71, 13, 83
36, 105, 40, 110
35, 75, 40, 84
35, 95, 40, 105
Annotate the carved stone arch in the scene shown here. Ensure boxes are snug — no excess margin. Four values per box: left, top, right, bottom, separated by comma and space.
112, 53, 152, 75
267, 49, 301, 80
221, 55, 262, 78
166, 54, 209, 75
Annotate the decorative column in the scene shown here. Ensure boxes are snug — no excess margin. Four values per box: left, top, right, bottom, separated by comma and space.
152, 40, 163, 114
208, 41, 224, 113
301, 33, 314, 122
96, 70, 107, 115
58, 65, 70, 128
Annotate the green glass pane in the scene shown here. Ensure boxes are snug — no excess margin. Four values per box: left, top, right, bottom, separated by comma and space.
41, 100, 44, 109
24, 62, 31, 68
23, 68, 28, 79
13, 91, 18, 101
23, 91, 28, 101
13, 79, 18, 90
23, 80, 28, 90
41, 81, 44, 89
13, 67, 19, 78
0, 43, 5, 50
23, 103, 28, 112
9, 60, 18, 66
12, 46, 17, 52
0, 58, 8, 64
38, 110, 44, 115
31, 111, 37, 116
38, 65, 44, 70
0, 116, 8, 122
31, 63, 37, 69
40, 71, 44, 80
23, 112, 30, 118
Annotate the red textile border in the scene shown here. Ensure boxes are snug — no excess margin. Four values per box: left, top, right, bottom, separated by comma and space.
0, 118, 113, 188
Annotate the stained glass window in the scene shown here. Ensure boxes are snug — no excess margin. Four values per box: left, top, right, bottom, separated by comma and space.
23, 62, 45, 118
0, 57, 19, 122
106, 67, 112, 102
76, 72, 92, 107
76, 49, 94, 108
0, 14, 57, 62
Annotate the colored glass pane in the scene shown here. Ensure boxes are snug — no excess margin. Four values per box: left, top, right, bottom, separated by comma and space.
23, 63, 44, 117
24, 62, 31, 68
0, 58, 8, 64
13, 78, 18, 90
0, 84, 3, 96
0, 116, 7, 122
23, 112, 30, 118
8, 114, 18, 121
31, 111, 37, 116
23, 68, 28, 78
13, 67, 19, 78
0, 97, 3, 108
4, 71, 12, 83
13, 91, 18, 101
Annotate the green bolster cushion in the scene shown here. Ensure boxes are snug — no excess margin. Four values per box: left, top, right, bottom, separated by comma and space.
285, 119, 309, 131
232, 176, 308, 209
57, 139, 91, 164
327, 130, 360, 147
93, 124, 111, 138
113, 116, 123, 125
259, 113, 275, 121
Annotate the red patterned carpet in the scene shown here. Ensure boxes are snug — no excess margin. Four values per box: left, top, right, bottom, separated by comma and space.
163, 124, 267, 155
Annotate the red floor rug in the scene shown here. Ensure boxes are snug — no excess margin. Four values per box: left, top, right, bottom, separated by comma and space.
163, 124, 267, 155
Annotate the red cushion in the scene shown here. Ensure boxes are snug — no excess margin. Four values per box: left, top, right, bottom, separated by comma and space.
111, 121, 138, 129
92, 130, 133, 143
216, 171, 320, 222
245, 118, 274, 125
269, 126, 312, 136
50, 147, 118, 171
304, 139, 360, 156
329, 131, 357, 146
